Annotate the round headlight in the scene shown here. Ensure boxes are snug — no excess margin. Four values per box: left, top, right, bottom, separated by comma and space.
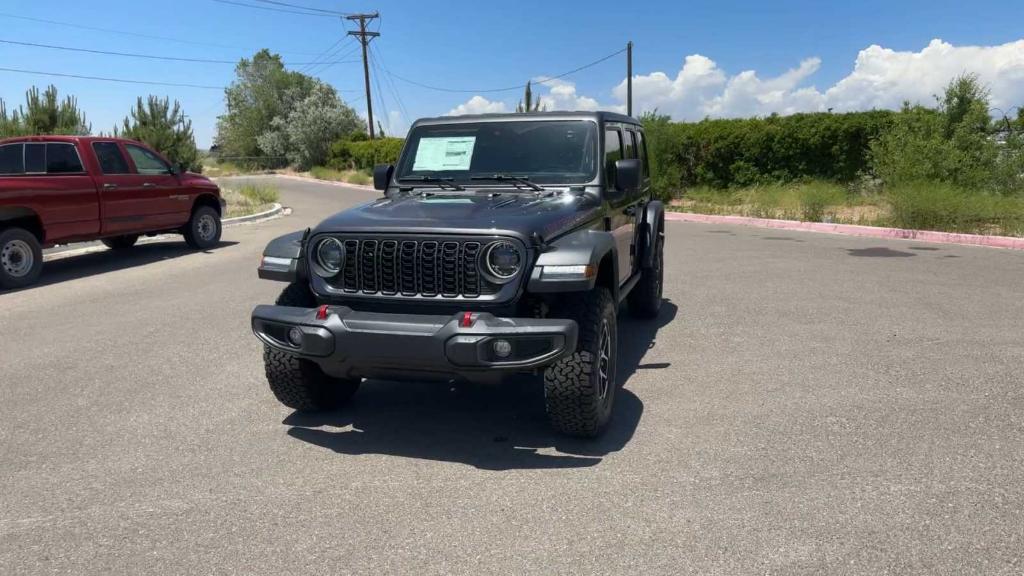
315, 237, 344, 274
483, 241, 522, 282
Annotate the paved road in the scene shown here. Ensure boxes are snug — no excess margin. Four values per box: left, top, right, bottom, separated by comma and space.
2, 176, 1022, 575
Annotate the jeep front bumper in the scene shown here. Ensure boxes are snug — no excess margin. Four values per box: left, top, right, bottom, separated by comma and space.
251, 305, 577, 381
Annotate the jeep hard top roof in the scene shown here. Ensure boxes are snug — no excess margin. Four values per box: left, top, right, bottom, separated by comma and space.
410, 111, 640, 128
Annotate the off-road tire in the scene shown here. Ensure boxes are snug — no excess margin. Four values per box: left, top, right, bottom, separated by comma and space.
543, 287, 617, 437
263, 282, 360, 411
629, 228, 664, 318
101, 235, 139, 250
0, 227, 43, 290
183, 205, 222, 250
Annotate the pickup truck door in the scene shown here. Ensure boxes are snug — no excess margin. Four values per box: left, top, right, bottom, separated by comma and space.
122, 143, 191, 226
92, 141, 181, 235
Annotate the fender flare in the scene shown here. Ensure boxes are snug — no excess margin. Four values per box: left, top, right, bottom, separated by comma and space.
638, 200, 665, 269
257, 229, 308, 282
527, 228, 618, 296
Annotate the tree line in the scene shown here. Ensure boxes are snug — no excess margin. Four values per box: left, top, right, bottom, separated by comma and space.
0, 85, 201, 172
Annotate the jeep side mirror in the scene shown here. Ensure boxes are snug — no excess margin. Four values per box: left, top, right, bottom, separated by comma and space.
614, 158, 642, 193
374, 164, 394, 191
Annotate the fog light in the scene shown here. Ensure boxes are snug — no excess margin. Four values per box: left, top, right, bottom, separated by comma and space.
492, 339, 512, 358
287, 327, 304, 347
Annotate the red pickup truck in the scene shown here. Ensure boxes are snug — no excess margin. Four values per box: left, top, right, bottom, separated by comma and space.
0, 135, 223, 289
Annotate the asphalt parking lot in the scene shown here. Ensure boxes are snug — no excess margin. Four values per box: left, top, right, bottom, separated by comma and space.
2, 176, 1023, 575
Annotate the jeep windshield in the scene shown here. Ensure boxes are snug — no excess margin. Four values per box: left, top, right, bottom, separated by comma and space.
395, 119, 598, 187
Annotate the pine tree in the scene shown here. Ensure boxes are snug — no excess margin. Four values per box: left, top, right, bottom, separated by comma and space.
115, 96, 200, 172
0, 85, 90, 136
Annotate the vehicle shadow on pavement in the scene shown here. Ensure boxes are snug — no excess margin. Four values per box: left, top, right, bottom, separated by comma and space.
284, 301, 678, 471
9, 241, 239, 292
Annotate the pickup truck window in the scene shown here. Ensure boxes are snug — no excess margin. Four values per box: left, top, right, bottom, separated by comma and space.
25, 143, 46, 174
125, 144, 170, 175
46, 143, 85, 174
92, 142, 131, 175
0, 143, 23, 174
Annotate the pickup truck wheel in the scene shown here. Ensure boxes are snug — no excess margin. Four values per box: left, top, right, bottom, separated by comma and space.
543, 287, 617, 437
184, 206, 222, 249
0, 228, 43, 290
263, 282, 360, 411
101, 235, 139, 250
629, 231, 664, 319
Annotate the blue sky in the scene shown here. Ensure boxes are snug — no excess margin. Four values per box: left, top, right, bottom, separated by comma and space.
1, 0, 1022, 147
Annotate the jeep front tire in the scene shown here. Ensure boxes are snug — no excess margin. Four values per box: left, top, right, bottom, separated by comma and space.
543, 287, 617, 437
263, 282, 360, 411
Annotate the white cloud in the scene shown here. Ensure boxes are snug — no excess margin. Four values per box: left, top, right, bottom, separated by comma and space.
823, 39, 1024, 112
446, 95, 507, 116
442, 39, 1024, 121
534, 78, 606, 112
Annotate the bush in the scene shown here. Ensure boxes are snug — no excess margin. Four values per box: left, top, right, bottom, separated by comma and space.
642, 110, 896, 198
328, 137, 405, 170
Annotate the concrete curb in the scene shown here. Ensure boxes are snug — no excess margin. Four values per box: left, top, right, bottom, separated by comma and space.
223, 202, 283, 225
271, 173, 377, 191
664, 211, 1024, 250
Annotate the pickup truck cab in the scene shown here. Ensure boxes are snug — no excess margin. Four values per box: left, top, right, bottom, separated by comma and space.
0, 136, 223, 289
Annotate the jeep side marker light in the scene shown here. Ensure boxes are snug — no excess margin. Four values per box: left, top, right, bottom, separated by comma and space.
541, 265, 596, 280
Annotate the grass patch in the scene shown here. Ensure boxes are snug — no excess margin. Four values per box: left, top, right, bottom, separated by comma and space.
888, 183, 1024, 236
670, 180, 1024, 236
202, 160, 247, 178
309, 166, 372, 186
221, 184, 280, 218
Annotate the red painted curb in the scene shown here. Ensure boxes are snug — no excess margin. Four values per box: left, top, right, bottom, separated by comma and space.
665, 211, 1024, 250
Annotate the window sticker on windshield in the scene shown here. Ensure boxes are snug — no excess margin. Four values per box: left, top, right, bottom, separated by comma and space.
412, 136, 476, 171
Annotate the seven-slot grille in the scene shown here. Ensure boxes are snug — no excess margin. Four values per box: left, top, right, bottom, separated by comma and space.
333, 237, 492, 298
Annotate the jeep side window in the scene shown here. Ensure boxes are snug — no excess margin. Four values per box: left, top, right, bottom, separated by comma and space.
92, 142, 132, 175
604, 129, 622, 189
624, 130, 637, 160
0, 143, 23, 175
636, 130, 649, 179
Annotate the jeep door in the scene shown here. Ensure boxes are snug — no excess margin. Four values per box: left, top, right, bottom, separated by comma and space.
604, 126, 637, 284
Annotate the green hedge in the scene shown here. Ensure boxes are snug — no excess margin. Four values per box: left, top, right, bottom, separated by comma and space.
642, 111, 897, 197
328, 137, 405, 170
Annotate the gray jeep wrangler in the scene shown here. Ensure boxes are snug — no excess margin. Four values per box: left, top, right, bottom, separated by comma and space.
252, 111, 665, 437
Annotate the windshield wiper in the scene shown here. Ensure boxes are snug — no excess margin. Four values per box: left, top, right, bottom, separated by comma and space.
397, 176, 465, 191
470, 174, 545, 191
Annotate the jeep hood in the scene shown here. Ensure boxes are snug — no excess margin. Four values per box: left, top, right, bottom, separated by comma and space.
314, 190, 601, 241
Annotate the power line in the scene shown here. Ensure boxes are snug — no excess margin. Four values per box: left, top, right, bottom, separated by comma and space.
0, 38, 358, 67
386, 46, 628, 93
212, 0, 340, 18
370, 44, 409, 128
0, 12, 323, 56
308, 42, 361, 76
248, 0, 349, 16
0, 67, 224, 90
296, 37, 347, 74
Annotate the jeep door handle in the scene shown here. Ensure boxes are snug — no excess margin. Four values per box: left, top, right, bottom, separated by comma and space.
142, 182, 157, 188
102, 183, 118, 190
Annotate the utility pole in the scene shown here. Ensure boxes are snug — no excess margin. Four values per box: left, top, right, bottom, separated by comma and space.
627, 41, 633, 117
346, 12, 380, 139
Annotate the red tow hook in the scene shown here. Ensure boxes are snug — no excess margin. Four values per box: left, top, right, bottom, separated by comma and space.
460, 311, 476, 328
316, 305, 330, 320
